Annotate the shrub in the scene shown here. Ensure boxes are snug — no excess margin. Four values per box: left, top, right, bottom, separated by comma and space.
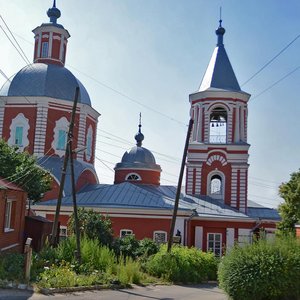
0, 253, 24, 281
146, 245, 218, 283
113, 235, 140, 259
68, 208, 114, 247
218, 237, 300, 300
138, 238, 159, 258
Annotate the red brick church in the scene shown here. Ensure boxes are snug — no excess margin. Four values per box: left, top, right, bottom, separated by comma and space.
0, 2, 280, 256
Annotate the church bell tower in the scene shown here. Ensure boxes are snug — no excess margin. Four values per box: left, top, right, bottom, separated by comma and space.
186, 20, 251, 213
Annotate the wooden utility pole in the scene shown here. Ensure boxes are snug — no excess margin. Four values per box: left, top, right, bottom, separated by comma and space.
50, 87, 79, 246
167, 118, 193, 253
69, 140, 81, 263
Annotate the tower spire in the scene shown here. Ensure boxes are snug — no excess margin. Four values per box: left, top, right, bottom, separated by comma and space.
135, 113, 144, 147
47, 0, 61, 24
215, 8, 225, 46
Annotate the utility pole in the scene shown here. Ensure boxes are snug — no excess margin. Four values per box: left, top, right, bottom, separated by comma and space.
50, 87, 79, 246
69, 140, 81, 263
167, 118, 193, 253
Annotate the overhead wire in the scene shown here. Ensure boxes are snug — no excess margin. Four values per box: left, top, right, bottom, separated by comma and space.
241, 33, 300, 87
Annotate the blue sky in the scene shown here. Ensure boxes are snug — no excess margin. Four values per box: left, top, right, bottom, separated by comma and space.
0, 0, 299, 208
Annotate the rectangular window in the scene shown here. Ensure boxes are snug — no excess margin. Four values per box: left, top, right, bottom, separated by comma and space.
15, 126, 23, 146
57, 130, 67, 150
120, 229, 133, 238
4, 200, 13, 231
41, 42, 49, 58
59, 226, 68, 240
207, 233, 222, 257
153, 231, 167, 244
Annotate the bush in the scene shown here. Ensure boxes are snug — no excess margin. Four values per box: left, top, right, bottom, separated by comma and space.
145, 245, 218, 283
218, 238, 300, 300
0, 253, 24, 281
68, 208, 113, 247
113, 236, 159, 260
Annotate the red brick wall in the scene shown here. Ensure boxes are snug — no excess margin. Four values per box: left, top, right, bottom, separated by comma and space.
0, 189, 27, 253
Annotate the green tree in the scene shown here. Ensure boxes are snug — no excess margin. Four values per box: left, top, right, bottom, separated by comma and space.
68, 208, 114, 247
0, 139, 51, 201
277, 169, 300, 236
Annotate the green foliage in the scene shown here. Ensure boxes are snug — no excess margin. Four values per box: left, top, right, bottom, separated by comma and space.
0, 253, 24, 281
68, 208, 113, 247
113, 235, 140, 259
116, 257, 144, 285
37, 261, 103, 288
0, 139, 51, 201
146, 245, 218, 283
278, 169, 300, 236
218, 237, 300, 300
112, 236, 159, 259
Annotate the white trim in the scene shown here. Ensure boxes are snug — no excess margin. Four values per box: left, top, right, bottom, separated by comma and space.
207, 170, 225, 200
120, 229, 133, 237
125, 173, 142, 181
207, 232, 222, 257
0, 243, 19, 252
8, 113, 30, 150
153, 230, 167, 243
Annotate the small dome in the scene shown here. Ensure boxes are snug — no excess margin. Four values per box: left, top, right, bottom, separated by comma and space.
0, 63, 91, 106
115, 146, 161, 171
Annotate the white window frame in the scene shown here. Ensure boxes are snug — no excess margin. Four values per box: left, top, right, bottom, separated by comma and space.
59, 226, 68, 239
207, 233, 222, 257
8, 113, 30, 150
52, 117, 69, 157
125, 173, 141, 181
120, 229, 133, 238
153, 231, 167, 244
4, 200, 14, 232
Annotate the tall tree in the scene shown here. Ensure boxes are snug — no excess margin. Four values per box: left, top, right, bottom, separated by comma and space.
277, 170, 300, 235
0, 139, 51, 201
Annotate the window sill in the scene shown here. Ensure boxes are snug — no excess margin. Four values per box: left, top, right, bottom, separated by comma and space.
4, 228, 14, 233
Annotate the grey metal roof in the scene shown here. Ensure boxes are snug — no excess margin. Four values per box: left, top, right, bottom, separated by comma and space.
247, 200, 281, 220
198, 25, 241, 92
40, 183, 265, 220
37, 156, 98, 196
0, 63, 91, 106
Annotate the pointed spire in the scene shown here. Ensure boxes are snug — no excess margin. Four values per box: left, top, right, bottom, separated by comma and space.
47, 0, 61, 24
134, 113, 144, 147
215, 8, 225, 46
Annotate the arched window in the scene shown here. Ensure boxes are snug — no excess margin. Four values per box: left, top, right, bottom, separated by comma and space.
209, 107, 227, 143
125, 173, 141, 181
8, 113, 30, 150
52, 117, 69, 157
210, 175, 222, 195
207, 172, 224, 200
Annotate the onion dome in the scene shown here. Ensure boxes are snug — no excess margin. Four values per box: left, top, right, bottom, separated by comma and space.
114, 115, 161, 185
47, 0, 61, 24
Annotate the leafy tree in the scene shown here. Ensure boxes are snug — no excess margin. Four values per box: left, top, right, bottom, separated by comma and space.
277, 169, 300, 236
0, 139, 51, 201
68, 208, 114, 247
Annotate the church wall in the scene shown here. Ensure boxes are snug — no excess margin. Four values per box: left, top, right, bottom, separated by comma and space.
3, 105, 37, 154
114, 169, 161, 185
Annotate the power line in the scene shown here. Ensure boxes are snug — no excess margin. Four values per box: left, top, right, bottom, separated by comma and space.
250, 66, 300, 101
241, 33, 300, 87
0, 15, 31, 65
